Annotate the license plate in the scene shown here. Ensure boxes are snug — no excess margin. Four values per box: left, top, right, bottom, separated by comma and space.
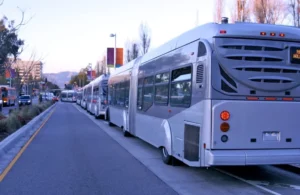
290, 47, 300, 64
263, 131, 280, 141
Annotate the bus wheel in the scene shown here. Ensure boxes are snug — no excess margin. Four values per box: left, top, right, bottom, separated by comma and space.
123, 129, 131, 137
161, 147, 172, 165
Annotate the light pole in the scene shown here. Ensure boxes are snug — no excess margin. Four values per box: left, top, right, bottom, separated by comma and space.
110, 33, 117, 71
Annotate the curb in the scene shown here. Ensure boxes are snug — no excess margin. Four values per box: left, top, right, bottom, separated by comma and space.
0, 103, 56, 175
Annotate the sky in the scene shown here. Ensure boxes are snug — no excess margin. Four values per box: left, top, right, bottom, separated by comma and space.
0, 0, 291, 74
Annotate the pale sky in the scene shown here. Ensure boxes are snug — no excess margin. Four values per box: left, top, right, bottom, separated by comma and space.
0, 0, 291, 73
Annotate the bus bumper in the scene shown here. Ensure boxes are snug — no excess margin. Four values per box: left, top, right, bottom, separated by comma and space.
205, 149, 300, 166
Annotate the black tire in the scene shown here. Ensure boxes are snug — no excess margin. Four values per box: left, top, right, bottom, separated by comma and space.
123, 129, 131, 137
161, 147, 173, 165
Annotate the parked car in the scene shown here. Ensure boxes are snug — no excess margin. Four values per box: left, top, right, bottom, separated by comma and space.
18, 95, 32, 106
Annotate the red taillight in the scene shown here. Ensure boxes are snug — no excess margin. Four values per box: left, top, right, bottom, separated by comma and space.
247, 96, 259, 100
283, 97, 293, 101
265, 97, 277, 101
270, 32, 276, 36
220, 30, 226, 34
260, 32, 266, 36
220, 111, 230, 121
279, 33, 285, 37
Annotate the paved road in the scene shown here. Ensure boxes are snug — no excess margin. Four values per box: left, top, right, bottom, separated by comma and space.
0, 103, 177, 195
1, 97, 39, 116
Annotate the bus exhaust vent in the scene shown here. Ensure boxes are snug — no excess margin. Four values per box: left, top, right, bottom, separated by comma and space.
250, 78, 293, 83
184, 124, 200, 162
226, 56, 283, 62
235, 67, 300, 74
222, 45, 284, 52
196, 64, 204, 83
219, 65, 237, 93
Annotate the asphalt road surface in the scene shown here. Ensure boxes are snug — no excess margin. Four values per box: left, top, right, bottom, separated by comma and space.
0, 103, 178, 195
0, 102, 299, 195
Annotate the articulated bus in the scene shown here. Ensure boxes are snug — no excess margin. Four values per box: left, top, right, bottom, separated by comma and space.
107, 21, 300, 167
82, 74, 110, 119
0, 85, 17, 106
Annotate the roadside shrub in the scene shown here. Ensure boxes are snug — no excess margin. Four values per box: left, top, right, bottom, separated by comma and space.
0, 101, 54, 141
5, 112, 22, 133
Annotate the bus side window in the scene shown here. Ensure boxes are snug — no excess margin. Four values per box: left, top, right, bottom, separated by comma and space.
170, 66, 192, 108
142, 76, 154, 111
198, 42, 207, 57
154, 72, 169, 105
137, 78, 143, 110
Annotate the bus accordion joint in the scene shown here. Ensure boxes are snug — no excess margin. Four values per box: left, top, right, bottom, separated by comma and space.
220, 110, 230, 121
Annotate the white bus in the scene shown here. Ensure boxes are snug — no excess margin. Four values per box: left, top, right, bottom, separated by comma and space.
107, 20, 300, 167
81, 74, 109, 117
61, 90, 76, 102
90, 74, 110, 119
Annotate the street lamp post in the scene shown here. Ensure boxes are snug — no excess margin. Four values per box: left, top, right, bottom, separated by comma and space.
110, 33, 117, 71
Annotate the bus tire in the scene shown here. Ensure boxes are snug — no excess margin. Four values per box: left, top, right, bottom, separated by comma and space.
123, 129, 131, 137
161, 147, 172, 165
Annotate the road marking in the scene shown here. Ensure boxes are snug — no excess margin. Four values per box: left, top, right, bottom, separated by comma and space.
0, 108, 56, 182
214, 168, 282, 195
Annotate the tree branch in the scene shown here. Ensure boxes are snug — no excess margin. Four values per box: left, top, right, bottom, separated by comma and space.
14, 7, 35, 31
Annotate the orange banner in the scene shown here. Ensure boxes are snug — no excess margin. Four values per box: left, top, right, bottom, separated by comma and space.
116, 48, 123, 66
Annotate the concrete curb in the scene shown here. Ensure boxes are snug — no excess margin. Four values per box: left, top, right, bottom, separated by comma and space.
0, 103, 56, 175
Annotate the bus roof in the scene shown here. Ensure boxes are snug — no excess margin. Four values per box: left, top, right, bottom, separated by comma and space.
140, 22, 300, 65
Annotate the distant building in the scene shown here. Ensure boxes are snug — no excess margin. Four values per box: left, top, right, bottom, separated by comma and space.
9, 58, 43, 82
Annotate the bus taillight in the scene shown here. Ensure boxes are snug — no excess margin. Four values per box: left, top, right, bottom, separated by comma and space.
220, 30, 226, 34
279, 33, 285, 37
220, 111, 230, 121
270, 32, 276, 36
220, 122, 230, 132
260, 32, 266, 36
283, 97, 293, 101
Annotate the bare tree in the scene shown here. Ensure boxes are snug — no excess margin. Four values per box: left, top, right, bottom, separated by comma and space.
139, 22, 151, 55
230, 0, 251, 23
125, 40, 140, 63
13, 50, 44, 94
288, 0, 300, 27
214, 0, 225, 23
253, 0, 288, 24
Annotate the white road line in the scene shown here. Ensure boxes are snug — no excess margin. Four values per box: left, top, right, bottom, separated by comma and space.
214, 168, 281, 195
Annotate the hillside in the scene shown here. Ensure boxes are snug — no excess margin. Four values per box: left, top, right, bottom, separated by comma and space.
43, 71, 78, 89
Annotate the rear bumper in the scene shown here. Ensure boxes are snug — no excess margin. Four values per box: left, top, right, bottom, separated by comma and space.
205, 149, 300, 166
